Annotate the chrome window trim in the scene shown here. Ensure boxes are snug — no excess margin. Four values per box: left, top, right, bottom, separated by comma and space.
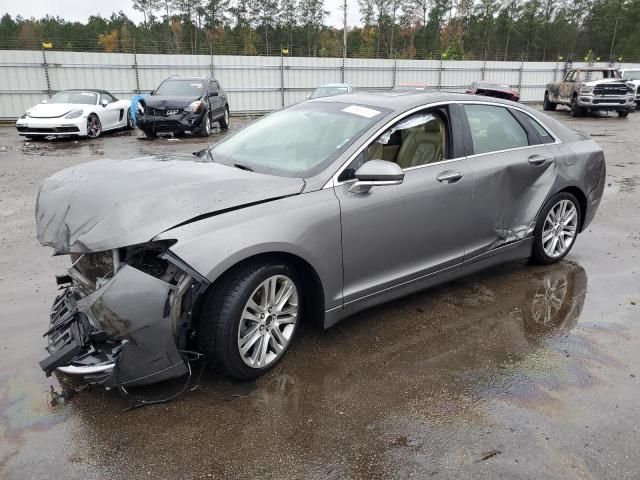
323, 100, 562, 189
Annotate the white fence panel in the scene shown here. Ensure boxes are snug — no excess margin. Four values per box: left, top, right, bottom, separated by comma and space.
1, 49, 640, 119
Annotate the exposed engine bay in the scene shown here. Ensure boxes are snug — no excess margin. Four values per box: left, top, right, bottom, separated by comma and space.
40, 241, 209, 389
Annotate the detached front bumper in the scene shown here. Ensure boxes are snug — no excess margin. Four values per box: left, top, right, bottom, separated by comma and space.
15, 116, 86, 137
40, 261, 195, 388
577, 94, 635, 110
137, 110, 205, 134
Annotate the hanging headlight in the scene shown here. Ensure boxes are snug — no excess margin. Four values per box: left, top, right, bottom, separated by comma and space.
185, 100, 203, 113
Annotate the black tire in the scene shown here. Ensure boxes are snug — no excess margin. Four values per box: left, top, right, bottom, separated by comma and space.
570, 95, 582, 117
86, 114, 102, 138
125, 109, 135, 130
618, 110, 629, 118
196, 112, 211, 137
219, 106, 229, 130
143, 129, 157, 139
197, 261, 302, 380
543, 91, 557, 111
531, 192, 581, 265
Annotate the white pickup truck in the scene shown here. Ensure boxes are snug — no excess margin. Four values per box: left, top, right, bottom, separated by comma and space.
543, 67, 635, 117
620, 68, 640, 107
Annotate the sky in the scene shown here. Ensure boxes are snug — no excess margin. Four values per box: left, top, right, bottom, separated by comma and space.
0, 0, 362, 28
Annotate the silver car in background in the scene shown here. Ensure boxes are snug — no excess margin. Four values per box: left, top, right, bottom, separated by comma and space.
307, 83, 355, 99
36, 92, 606, 388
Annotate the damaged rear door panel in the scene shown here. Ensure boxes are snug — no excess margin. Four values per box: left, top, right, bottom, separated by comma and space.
462, 104, 559, 258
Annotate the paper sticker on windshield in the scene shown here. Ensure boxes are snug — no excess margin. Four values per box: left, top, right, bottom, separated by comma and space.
342, 105, 381, 118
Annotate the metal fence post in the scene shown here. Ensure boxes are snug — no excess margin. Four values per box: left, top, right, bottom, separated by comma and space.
341, 54, 345, 84
132, 40, 140, 94
41, 47, 51, 98
392, 51, 397, 88
518, 54, 524, 94
438, 54, 443, 90
214, 43, 216, 78
280, 47, 285, 108
481, 57, 486, 81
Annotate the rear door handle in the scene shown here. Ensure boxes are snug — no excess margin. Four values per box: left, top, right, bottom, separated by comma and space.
528, 154, 549, 166
436, 171, 463, 183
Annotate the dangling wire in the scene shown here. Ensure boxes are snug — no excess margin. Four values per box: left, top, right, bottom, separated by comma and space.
119, 350, 206, 411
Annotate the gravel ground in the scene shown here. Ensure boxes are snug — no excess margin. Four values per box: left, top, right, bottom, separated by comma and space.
0, 108, 639, 479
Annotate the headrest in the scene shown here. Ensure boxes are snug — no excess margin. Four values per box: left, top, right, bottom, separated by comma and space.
424, 119, 442, 133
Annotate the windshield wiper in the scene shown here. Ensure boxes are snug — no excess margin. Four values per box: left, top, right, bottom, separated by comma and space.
233, 163, 254, 172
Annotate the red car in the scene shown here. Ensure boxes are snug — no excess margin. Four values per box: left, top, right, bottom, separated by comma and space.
465, 81, 520, 102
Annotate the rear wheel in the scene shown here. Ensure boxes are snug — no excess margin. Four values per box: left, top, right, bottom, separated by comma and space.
198, 261, 301, 380
531, 192, 581, 265
570, 96, 582, 117
543, 91, 557, 111
618, 110, 629, 118
219, 106, 229, 130
86, 114, 102, 138
126, 109, 135, 129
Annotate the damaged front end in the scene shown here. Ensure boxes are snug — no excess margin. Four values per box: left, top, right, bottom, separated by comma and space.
39, 241, 209, 388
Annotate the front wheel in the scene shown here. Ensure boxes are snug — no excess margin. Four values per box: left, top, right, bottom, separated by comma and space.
198, 262, 302, 379
196, 113, 211, 137
570, 96, 582, 117
143, 129, 157, 139
543, 92, 557, 111
531, 192, 581, 265
86, 114, 102, 138
618, 110, 630, 118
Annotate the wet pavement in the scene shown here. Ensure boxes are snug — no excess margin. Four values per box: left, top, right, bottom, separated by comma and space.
1, 109, 639, 479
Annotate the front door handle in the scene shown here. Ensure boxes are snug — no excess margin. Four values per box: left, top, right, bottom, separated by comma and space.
436, 170, 463, 183
528, 154, 549, 166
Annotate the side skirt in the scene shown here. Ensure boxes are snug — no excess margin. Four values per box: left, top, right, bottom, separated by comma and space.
323, 237, 534, 329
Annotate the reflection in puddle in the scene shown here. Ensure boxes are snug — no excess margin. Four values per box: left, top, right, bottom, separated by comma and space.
27, 261, 593, 479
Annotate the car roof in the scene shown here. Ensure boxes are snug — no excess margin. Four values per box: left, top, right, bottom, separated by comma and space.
308, 90, 515, 110
572, 67, 619, 71
63, 89, 111, 95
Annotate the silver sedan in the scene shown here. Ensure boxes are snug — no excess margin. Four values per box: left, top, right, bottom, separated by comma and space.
36, 92, 605, 388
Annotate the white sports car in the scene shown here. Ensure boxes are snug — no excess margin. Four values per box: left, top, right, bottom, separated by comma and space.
16, 89, 133, 139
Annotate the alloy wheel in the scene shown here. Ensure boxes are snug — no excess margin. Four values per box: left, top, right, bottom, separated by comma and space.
542, 199, 578, 258
531, 275, 568, 326
237, 274, 299, 369
87, 115, 102, 138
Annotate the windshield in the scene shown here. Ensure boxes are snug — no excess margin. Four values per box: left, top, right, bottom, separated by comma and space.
49, 91, 98, 104
155, 80, 205, 97
623, 71, 640, 81
310, 86, 349, 99
211, 102, 386, 177
577, 70, 621, 81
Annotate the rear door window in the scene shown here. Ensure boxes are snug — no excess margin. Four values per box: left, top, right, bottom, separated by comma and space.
512, 111, 556, 144
464, 104, 529, 155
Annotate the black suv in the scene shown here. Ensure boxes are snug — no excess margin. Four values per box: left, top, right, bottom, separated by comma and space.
137, 75, 229, 138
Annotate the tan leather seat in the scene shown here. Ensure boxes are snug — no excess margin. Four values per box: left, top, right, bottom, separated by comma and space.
395, 119, 445, 168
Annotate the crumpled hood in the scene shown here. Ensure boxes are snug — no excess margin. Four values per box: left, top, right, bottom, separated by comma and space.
28, 103, 81, 118
36, 156, 305, 254
144, 96, 200, 110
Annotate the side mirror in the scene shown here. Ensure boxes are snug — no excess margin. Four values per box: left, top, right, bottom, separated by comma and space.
101, 99, 108, 107
41, 99, 48, 104
349, 160, 404, 193
306, 94, 311, 99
